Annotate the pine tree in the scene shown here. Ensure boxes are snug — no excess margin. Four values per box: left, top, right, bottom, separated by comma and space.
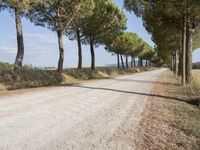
28, 0, 92, 72
1, 0, 43, 71
82, 0, 127, 70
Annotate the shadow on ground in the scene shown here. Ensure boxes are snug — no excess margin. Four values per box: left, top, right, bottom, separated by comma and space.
110, 79, 180, 86
62, 78, 190, 104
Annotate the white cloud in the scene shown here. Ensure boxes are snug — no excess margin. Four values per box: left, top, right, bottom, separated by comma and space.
0, 46, 17, 55
22, 33, 58, 56
24, 33, 58, 45
1, 33, 59, 57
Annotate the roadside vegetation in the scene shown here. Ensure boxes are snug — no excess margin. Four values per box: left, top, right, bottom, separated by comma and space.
0, 62, 156, 90
193, 63, 200, 69
185, 70, 200, 105
125, 0, 200, 86
137, 70, 200, 150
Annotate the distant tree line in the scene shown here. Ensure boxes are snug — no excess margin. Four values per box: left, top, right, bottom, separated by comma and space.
105, 32, 157, 68
0, 0, 158, 72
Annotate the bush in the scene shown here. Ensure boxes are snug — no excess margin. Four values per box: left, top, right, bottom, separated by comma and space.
193, 63, 200, 69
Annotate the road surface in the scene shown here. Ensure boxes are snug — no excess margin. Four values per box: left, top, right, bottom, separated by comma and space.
0, 69, 165, 150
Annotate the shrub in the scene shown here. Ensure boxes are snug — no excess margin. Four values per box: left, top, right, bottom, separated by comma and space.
193, 63, 200, 69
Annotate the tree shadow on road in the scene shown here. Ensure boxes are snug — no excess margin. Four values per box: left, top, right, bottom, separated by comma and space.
64, 84, 188, 104
110, 79, 180, 86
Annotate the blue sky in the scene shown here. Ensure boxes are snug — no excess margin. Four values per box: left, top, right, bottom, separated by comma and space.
0, 1, 199, 67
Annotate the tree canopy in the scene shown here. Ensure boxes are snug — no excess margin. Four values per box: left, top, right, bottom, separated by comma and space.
106, 32, 156, 68
82, 0, 127, 70
124, 0, 200, 84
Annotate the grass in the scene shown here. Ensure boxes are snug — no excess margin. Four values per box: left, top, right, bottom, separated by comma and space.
137, 70, 200, 150
0, 62, 14, 71
185, 70, 200, 105
0, 66, 63, 90
0, 62, 156, 90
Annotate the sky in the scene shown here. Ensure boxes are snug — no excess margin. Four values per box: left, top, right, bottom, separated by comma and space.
0, 1, 199, 68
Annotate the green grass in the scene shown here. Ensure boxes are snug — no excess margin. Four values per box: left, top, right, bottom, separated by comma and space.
0, 62, 14, 71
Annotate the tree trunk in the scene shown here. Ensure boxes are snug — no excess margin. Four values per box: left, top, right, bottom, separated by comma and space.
173, 56, 176, 73
131, 55, 134, 67
146, 60, 148, 67
186, 13, 193, 84
117, 53, 120, 68
134, 58, 136, 67
171, 57, 174, 71
175, 50, 178, 76
126, 55, 129, 69
57, 30, 64, 72
182, 15, 187, 86
140, 58, 143, 67
76, 30, 82, 70
14, 8, 24, 71
138, 58, 140, 67
178, 50, 183, 77
120, 55, 125, 68
90, 37, 95, 70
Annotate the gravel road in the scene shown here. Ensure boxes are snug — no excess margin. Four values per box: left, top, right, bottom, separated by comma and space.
0, 69, 165, 150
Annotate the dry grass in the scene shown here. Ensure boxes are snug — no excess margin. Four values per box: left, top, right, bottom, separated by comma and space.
0, 63, 156, 90
137, 70, 200, 150
0, 69, 63, 90
186, 70, 200, 103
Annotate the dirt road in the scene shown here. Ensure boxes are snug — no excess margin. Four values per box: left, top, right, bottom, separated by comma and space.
0, 69, 165, 150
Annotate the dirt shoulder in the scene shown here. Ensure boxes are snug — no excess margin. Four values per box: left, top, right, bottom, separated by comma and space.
136, 70, 200, 150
